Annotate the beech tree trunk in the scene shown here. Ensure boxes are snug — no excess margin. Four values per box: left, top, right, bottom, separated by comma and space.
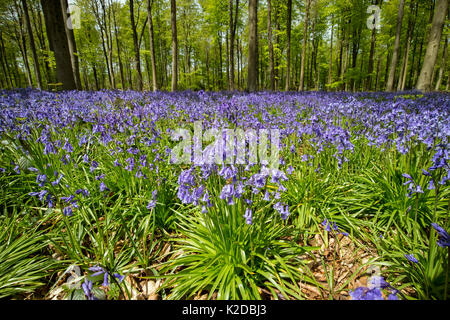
60, 0, 82, 90
170, 0, 178, 91
435, 37, 448, 91
416, 0, 448, 92
285, 0, 292, 91
22, 0, 42, 89
267, 0, 274, 90
386, 0, 405, 91
229, 0, 239, 90
130, 0, 143, 91
41, 0, 76, 90
299, 0, 311, 91
247, 0, 258, 92
146, 0, 158, 91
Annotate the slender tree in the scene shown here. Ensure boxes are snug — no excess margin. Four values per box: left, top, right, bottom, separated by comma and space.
435, 37, 448, 91
21, 0, 42, 89
299, 0, 311, 91
386, 0, 405, 91
285, 0, 292, 91
247, 0, 258, 91
130, 0, 143, 91
229, 0, 239, 90
171, 0, 178, 91
61, 0, 82, 90
267, 0, 274, 90
146, 0, 158, 91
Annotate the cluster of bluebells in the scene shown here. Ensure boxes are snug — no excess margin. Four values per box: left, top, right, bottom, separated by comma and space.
349, 276, 401, 300
321, 219, 349, 236
81, 266, 124, 300
402, 173, 423, 198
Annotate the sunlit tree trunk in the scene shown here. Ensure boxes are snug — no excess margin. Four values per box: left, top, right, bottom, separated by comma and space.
386, 0, 405, 91
130, 0, 143, 91
146, 0, 158, 91
416, 0, 448, 91
299, 0, 311, 91
435, 37, 448, 91
170, 0, 178, 91
285, 0, 292, 91
247, 0, 258, 91
267, 0, 274, 90
22, 0, 42, 89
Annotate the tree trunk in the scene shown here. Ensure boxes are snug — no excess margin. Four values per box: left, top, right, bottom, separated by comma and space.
328, 14, 334, 89
40, 0, 76, 90
229, 0, 239, 90
285, 0, 292, 91
267, 0, 275, 90
366, 27, 376, 91
435, 37, 448, 91
22, 0, 42, 89
386, 0, 405, 91
130, 0, 143, 91
299, 0, 311, 91
112, 1, 126, 89
146, 0, 158, 91
247, 0, 258, 91
60, 0, 82, 90
218, 31, 223, 89
416, 0, 448, 92
170, 0, 178, 91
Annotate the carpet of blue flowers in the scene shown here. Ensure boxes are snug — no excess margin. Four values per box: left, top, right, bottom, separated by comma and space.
0, 89, 449, 300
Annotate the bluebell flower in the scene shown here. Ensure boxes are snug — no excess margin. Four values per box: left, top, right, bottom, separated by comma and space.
89, 266, 109, 287
274, 202, 289, 220
75, 188, 90, 198
431, 223, 450, 248
244, 208, 252, 225
63, 206, 73, 216
220, 184, 235, 205
36, 174, 47, 187
113, 273, 125, 283
405, 254, 419, 264
99, 181, 109, 192
51, 171, 63, 186
90, 161, 98, 173
82, 279, 96, 300
349, 287, 383, 300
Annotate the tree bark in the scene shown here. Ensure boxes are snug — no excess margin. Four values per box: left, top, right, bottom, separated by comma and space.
435, 36, 448, 91
328, 14, 334, 89
146, 0, 158, 91
130, 0, 143, 90
229, 0, 239, 90
60, 0, 82, 90
22, 0, 42, 89
247, 0, 258, 91
299, 0, 311, 91
111, 1, 126, 89
416, 0, 448, 92
40, 0, 76, 90
386, 0, 405, 91
170, 0, 178, 91
285, 0, 292, 91
267, 0, 275, 90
